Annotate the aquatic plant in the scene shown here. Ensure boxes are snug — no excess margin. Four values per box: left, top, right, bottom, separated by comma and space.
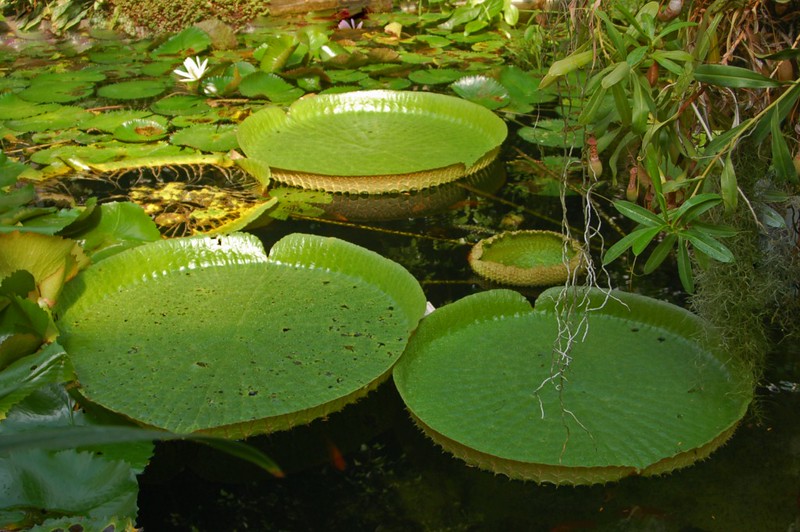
173, 55, 209, 83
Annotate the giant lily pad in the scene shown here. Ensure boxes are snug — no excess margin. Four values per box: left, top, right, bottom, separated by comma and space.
237, 90, 507, 194
393, 287, 753, 485
55, 233, 427, 438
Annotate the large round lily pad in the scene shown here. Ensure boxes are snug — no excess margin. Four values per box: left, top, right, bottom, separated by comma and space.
237, 90, 507, 194
55, 233, 426, 439
393, 287, 753, 485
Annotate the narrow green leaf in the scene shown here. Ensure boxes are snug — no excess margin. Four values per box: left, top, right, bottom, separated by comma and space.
631, 225, 663, 255
655, 21, 697, 41
631, 75, 649, 134
753, 83, 800, 143
694, 64, 782, 89
578, 86, 608, 125
758, 204, 787, 228
601, 62, 630, 89
626, 46, 648, 67
682, 228, 735, 262
677, 238, 694, 293
720, 154, 738, 212
610, 83, 631, 125
771, 110, 797, 183
643, 145, 668, 216
703, 120, 751, 156
643, 233, 677, 274
540, 50, 593, 89
653, 54, 684, 76
612, 200, 665, 227
689, 221, 738, 238
603, 225, 648, 264
672, 193, 722, 224
598, 11, 627, 59
757, 48, 800, 61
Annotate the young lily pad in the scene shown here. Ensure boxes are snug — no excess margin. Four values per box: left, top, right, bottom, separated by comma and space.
408, 68, 466, 85
151, 26, 211, 57
18, 80, 95, 103
450, 75, 510, 110
97, 80, 167, 101
113, 118, 169, 143
393, 287, 753, 485
238, 72, 304, 103
80, 110, 155, 133
468, 230, 586, 286
518, 118, 585, 149
169, 124, 238, 152
151, 94, 211, 116
237, 90, 507, 193
5, 106, 92, 133
0, 94, 61, 120
54, 233, 427, 438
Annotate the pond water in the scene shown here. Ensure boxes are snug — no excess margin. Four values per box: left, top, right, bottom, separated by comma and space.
2, 13, 799, 532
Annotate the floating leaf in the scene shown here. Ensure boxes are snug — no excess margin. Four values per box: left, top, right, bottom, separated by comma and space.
239, 71, 304, 102
0, 94, 61, 120
113, 118, 169, 142
237, 90, 507, 193
151, 94, 211, 116
408, 68, 465, 85
5, 106, 91, 133
151, 26, 211, 57
170, 124, 239, 152
97, 80, 167, 100
518, 119, 584, 148
80, 110, 154, 133
55, 232, 427, 438
450, 75, 510, 110
393, 287, 752, 485
18, 80, 95, 103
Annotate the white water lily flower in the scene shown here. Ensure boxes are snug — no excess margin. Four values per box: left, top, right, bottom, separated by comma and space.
173, 56, 208, 83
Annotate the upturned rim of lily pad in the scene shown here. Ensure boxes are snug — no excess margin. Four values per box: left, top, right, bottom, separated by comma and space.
468, 229, 586, 287
237, 90, 507, 194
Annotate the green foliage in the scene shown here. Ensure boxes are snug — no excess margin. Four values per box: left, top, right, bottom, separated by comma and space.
109, 0, 269, 34
0, 0, 94, 34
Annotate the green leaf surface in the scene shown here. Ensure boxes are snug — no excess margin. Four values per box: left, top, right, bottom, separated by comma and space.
5, 106, 91, 133
393, 287, 751, 484
151, 26, 211, 57
694, 64, 783, 89
97, 80, 167, 100
450, 75, 510, 110
78, 202, 161, 262
237, 90, 506, 187
55, 233, 426, 438
170, 123, 239, 152
612, 200, 665, 227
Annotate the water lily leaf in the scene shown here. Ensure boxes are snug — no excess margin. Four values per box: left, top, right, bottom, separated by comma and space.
237, 90, 507, 193
0, 232, 89, 307
87, 45, 140, 65
0, 449, 139, 529
5, 106, 91, 133
408, 68, 465, 85
113, 118, 169, 142
239, 71, 304, 102
33, 69, 107, 83
0, 93, 59, 120
498, 66, 557, 111
0, 344, 72, 416
151, 26, 211, 57
170, 124, 239, 152
18, 80, 95, 103
97, 80, 167, 100
55, 232, 427, 438
78, 202, 161, 262
80, 110, 154, 133
393, 287, 753, 485
151, 94, 211, 116
201, 74, 238, 97
451, 75, 510, 110
518, 118, 584, 148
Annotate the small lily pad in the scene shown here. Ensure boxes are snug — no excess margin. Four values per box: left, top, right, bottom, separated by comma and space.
468, 230, 586, 286
238, 72, 304, 102
5, 106, 92, 133
113, 118, 169, 143
97, 80, 167, 101
151, 26, 211, 57
80, 110, 155, 133
0, 93, 61, 120
170, 124, 238, 152
151, 94, 211, 116
18, 80, 95, 103
408, 68, 465, 85
451, 75, 510, 110
518, 119, 585, 149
